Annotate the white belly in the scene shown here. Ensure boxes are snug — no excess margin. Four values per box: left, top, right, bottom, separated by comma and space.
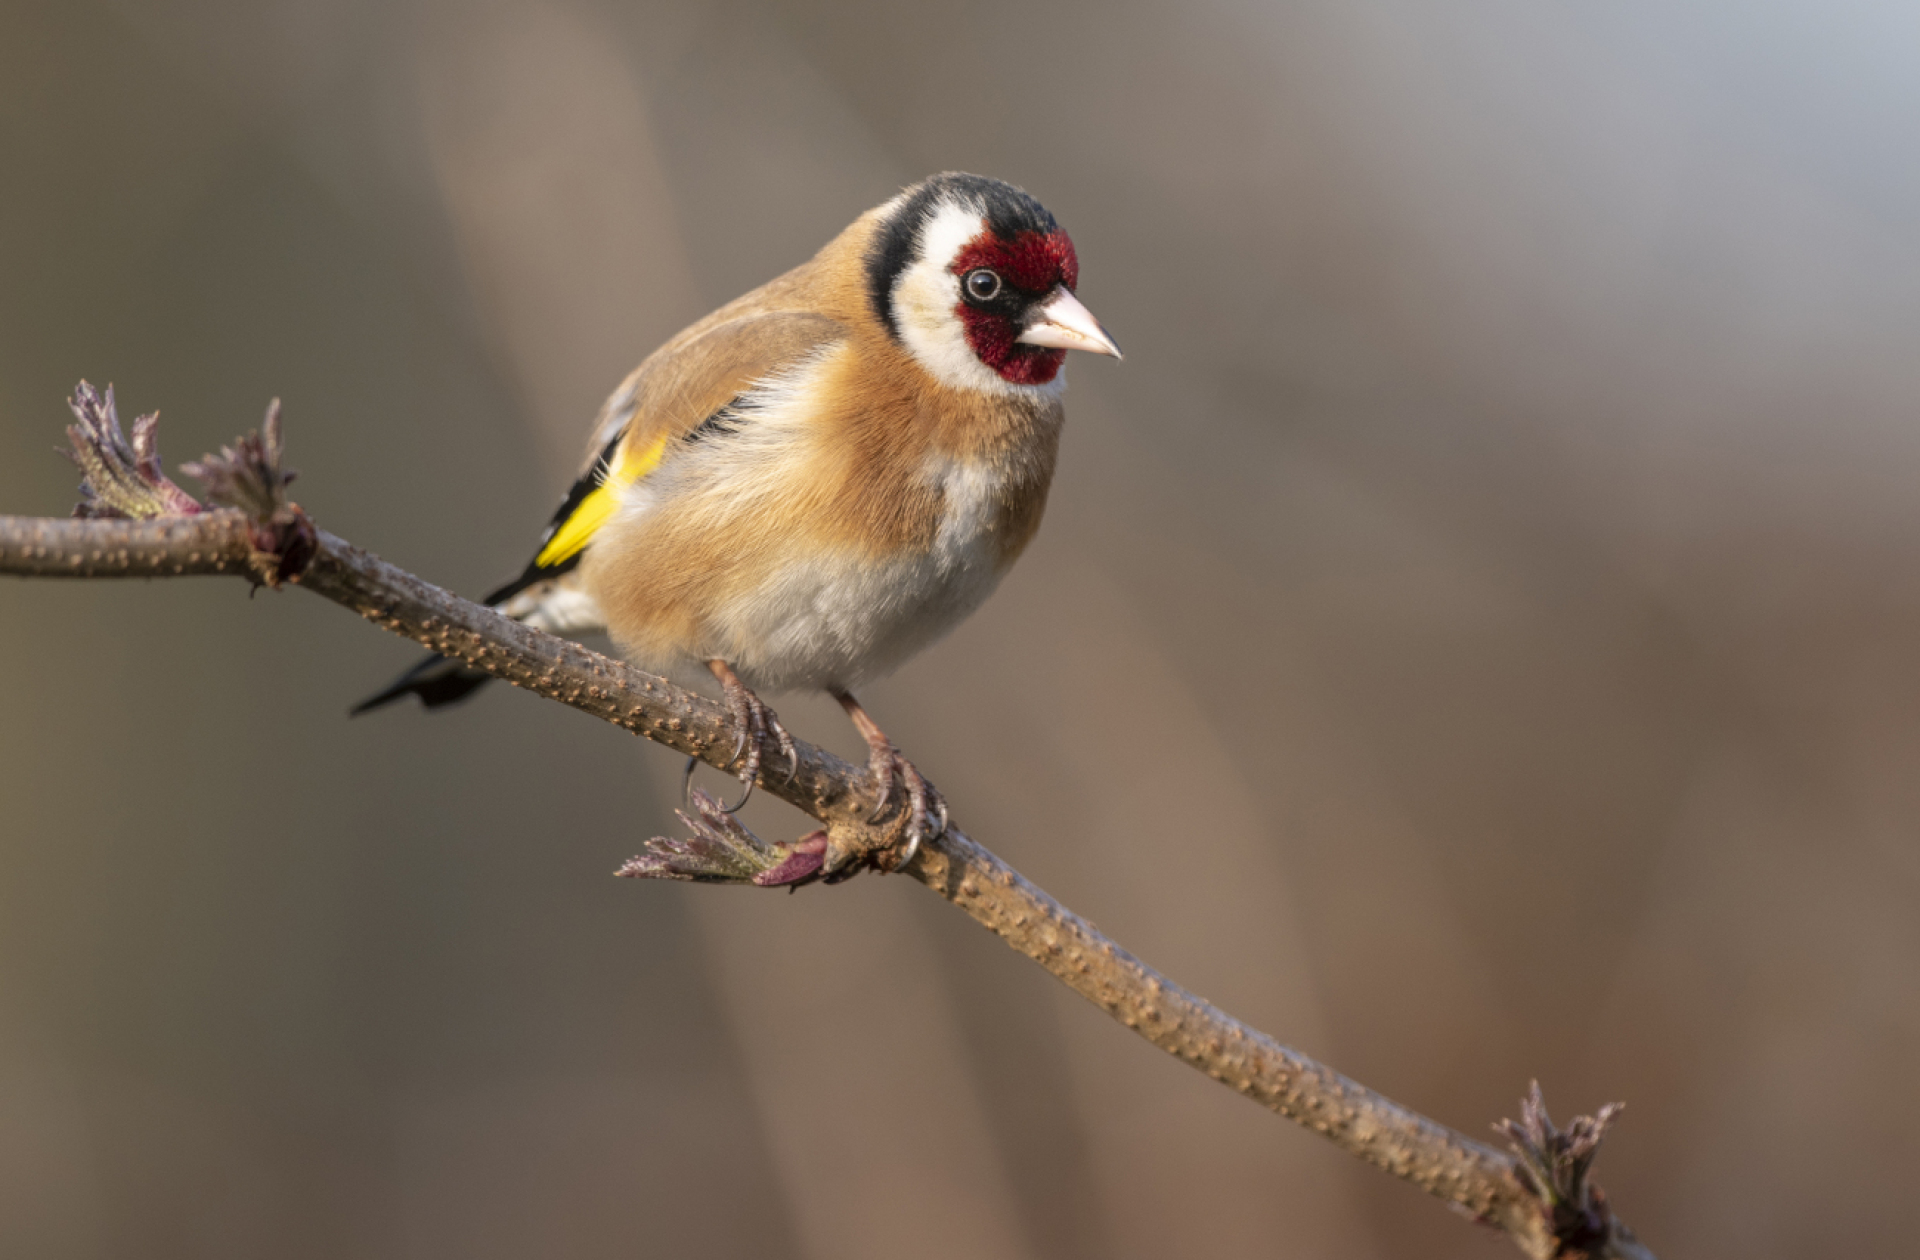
716, 451, 1011, 691
712, 533, 1006, 694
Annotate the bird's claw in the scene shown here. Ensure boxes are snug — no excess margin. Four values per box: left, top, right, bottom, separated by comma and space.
713, 671, 796, 813
861, 741, 946, 870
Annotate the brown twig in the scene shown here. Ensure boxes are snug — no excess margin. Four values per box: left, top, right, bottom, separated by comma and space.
0, 385, 1655, 1259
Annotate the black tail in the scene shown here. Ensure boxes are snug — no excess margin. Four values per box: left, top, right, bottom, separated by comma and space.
350, 653, 497, 716
356, 425, 626, 718
349, 569, 555, 717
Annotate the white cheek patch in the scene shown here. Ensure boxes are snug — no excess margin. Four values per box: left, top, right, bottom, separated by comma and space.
916, 201, 984, 288
890, 199, 1066, 401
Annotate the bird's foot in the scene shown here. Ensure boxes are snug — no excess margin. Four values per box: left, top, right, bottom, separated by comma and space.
706, 660, 797, 812
833, 689, 947, 870
864, 741, 947, 870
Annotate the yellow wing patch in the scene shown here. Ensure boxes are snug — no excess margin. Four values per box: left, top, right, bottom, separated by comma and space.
534, 432, 668, 568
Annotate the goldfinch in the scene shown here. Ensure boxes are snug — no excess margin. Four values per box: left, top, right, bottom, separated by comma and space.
356, 172, 1121, 859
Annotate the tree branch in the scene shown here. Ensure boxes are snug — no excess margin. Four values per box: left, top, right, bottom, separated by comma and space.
0, 385, 1655, 1260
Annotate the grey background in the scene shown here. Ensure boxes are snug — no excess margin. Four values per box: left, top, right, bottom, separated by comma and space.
4, 2, 1918, 1256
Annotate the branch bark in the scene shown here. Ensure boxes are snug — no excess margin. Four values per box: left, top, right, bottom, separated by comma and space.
0, 389, 1655, 1260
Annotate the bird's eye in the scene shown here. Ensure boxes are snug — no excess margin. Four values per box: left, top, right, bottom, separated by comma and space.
964, 269, 1002, 302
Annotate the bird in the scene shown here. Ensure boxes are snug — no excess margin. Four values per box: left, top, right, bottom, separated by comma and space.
354, 172, 1121, 864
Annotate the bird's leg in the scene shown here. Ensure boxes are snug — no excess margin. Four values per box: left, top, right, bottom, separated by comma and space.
832, 689, 948, 868
706, 660, 797, 812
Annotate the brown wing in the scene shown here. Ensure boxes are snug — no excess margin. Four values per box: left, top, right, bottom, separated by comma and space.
594, 309, 848, 468
499, 309, 849, 586
578, 205, 886, 467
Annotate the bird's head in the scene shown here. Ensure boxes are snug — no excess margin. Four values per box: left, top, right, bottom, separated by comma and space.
867, 173, 1121, 394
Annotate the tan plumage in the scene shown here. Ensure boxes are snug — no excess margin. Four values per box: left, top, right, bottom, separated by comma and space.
357, 173, 1120, 863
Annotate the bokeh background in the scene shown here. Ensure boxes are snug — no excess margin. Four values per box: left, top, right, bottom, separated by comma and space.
4, 1, 1918, 1256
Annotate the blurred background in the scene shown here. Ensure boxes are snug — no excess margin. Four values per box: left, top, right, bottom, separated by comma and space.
3, 1, 1918, 1256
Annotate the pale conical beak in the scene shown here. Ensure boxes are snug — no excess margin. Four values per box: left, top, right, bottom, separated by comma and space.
1015, 286, 1123, 359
